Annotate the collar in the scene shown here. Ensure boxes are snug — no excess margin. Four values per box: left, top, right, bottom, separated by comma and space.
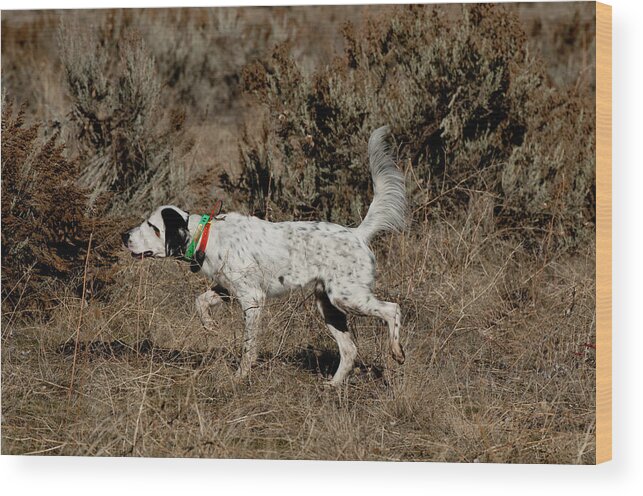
184, 200, 223, 261
184, 214, 210, 261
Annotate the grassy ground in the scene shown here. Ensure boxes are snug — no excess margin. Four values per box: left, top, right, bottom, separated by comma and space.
2, 213, 596, 462
1, 4, 596, 462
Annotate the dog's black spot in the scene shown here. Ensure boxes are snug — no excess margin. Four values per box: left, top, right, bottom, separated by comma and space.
189, 248, 207, 274
278, 276, 285, 285
212, 284, 232, 302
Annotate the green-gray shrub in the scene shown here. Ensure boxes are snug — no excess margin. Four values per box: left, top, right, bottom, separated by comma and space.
59, 24, 194, 214
223, 4, 595, 252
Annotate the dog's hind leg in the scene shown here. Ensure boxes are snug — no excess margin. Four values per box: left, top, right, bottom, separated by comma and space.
315, 289, 357, 386
331, 289, 405, 365
381, 300, 405, 364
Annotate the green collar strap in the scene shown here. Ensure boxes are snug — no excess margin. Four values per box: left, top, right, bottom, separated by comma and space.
184, 214, 210, 261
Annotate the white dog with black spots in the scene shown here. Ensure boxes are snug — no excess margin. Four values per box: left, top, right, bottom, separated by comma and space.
122, 126, 407, 385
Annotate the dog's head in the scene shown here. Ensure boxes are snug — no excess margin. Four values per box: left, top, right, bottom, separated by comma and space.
122, 205, 191, 259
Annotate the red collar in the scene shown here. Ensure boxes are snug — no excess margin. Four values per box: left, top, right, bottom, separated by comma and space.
195, 200, 223, 261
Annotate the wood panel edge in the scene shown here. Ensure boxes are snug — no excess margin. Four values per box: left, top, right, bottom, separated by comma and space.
595, 0, 612, 465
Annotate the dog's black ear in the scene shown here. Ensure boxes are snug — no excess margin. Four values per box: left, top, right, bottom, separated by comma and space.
161, 208, 189, 258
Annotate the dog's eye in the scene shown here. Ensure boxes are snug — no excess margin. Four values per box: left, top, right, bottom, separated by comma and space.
147, 221, 161, 238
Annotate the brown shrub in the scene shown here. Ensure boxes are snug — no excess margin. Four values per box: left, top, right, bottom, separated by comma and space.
0, 11, 68, 121
518, 2, 596, 91
1, 102, 129, 318
223, 4, 595, 252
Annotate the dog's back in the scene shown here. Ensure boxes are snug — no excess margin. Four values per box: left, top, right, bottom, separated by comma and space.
202, 214, 374, 298
203, 127, 406, 301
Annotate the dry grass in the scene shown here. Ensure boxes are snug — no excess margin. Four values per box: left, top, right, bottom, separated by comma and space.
1, 4, 596, 463
2, 205, 596, 462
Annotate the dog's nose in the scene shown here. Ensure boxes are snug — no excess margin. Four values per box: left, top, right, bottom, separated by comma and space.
121, 231, 130, 245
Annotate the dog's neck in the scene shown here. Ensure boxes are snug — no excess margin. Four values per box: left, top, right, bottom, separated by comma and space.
185, 210, 226, 260
187, 214, 204, 239
185, 197, 226, 243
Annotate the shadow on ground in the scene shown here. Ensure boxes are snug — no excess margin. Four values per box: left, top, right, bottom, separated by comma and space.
57, 339, 385, 382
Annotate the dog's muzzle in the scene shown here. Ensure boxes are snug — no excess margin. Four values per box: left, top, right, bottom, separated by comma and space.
122, 231, 153, 259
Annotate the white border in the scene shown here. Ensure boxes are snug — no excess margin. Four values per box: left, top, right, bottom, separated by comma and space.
1, 0, 641, 494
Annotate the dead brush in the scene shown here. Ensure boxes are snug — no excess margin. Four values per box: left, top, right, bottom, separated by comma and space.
226, 3, 594, 253
0, 101, 127, 317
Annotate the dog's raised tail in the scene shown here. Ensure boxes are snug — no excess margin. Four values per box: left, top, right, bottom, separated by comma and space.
355, 126, 407, 243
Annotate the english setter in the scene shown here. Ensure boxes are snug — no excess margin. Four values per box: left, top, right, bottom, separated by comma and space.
122, 126, 407, 385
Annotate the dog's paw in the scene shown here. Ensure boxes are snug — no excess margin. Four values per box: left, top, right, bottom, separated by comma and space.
199, 316, 214, 327
323, 380, 339, 388
234, 367, 250, 381
391, 343, 405, 364
323, 378, 345, 388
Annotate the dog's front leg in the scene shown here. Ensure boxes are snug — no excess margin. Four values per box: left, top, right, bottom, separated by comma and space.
236, 296, 264, 379
195, 290, 223, 330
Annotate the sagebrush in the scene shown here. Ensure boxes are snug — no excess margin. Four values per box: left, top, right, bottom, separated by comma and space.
59, 24, 195, 214
224, 4, 594, 253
